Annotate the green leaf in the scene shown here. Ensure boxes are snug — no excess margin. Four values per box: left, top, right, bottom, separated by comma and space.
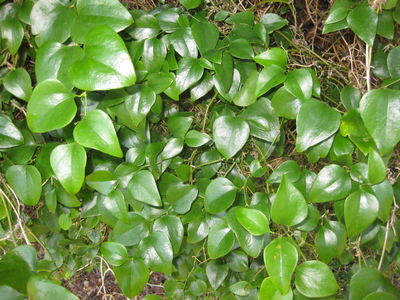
368, 148, 386, 184
227, 207, 264, 258
340, 86, 361, 111
284, 69, 313, 102
56, 185, 81, 207
296, 99, 341, 152
27, 276, 79, 300
0, 245, 37, 294
267, 160, 301, 183
229, 38, 254, 59
170, 27, 198, 58
309, 164, 352, 203
166, 184, 198, 214
30, 0, 76, 46
6, 165, 42, 206
260, 277, 293, 300
260, 13, 289, 33
256, 65, 286, 98
377, 10, 394, 39
236, 207, 270, 236
387, 46, 400, 78
190, 279, 208, 296
100, 242, 129, 267
232, 70, 258, 107
35, 42, 84, 90
206, 260, 229, 290
214, 52, 234, 94
50, 144, 87, 194
229, 281, 253, 296
113, 212, 149, 246
124, 85, 156, 127
179, 0, 201, 9
295, 261, 339, 298
364, 292, 398, 300
254, 47, 287, 69
142, 37, 167, 73
71, 0, 133, 44
185, 130, 211, 147
74, 109, 123, 158
271, 86, 302, 120
192, 21, 220, 56
344, 189, 379, 238
360, 89, 400, 155
349, 267, 400, 300
213, 116, 250, 159
85, 170, 119, 195
187, 216, 209, 243
0, 114, 24, 148
207, 221, 235, 259
347, 4, 377, 46
114, 259, 149, 298
128, 170, 162, 206
315, 226, 337, 264
103, 190, 129, 223
175, 57, 204, 94
250, 159, 266, 178
3, 68, 32, 101
264, 237, 298, 295
27, 80, 76, 133
372, 179, 394, 222
153, 215, 184, 254
226, 11, 254, 26
138, 231, 173, 275
271, 174, 308, 227
204, 177, 238, 214
0, 19, 24, 55
69, 25, 135, 91
0, 286, 24, 300
58, 213, 72, 230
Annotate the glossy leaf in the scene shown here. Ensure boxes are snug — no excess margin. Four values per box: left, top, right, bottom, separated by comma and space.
74, 109, 123, 157
232, 70, 258, 107
315, 226, 337, 264
229, 281, 253, 296
295, 261, 339, 298
166, 184, 198, 214
179, 0, 201, 9
128, 170, 162, 206
368, 148, 386, 184
284, 69, 313, 102
1, 19, 23, 55
296, 99, 341, 152
69, 25, 135, 91
161, 138, 184, 160
103, 190, 129, 223
142, 38, 167, 73
309, 164, 351, 203
260, 13, 289, 33
260, 277, 293, 300
114, 259, 149, 298
360, 89, 400, 155
101, 242, 129, 267
214, 52, 234, 94
50, 144, 86, 194
0, 245, 37, 294
187, 216, 209, 244
267, 160, 301, 183
113, 212, 149, 246
340, 86, 361, 111
347, 4, 377, 46
256, 65, 286, 98
3, 68, 32, 101
387, 46, 400, 78
27, 276, 79, 300
175, 57, 204, 94
185, 130, 211, 147
372, 179, 394, 222
86, 170, 119, 195
236, 207, 270, 236
138, 231, 173, 274
204, 177, 238, 214
124, 85, 156, 127
344, 189, 379, 238
213, 116, 250, 159
229, 38, 254, 59
192, 21, 220, 55
153, 215, 184, 254
325, 220, 347, 257
36, 42, 84, 90
72, 0, 133, 44
31, 0, 76, 46
207, 221, 235, 259
6, 165, 42, 206
0, 114, 24, 148
254, 47, 287, 69
58, 213, 72, 230
264, 237, 298, 295
170, 27, 198, 58
206, 260, 229, 290
271, 174, 308, 227
27, 80, 76, 133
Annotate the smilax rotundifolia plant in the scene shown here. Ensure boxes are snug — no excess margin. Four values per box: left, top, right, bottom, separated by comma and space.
0, 0, 399, 299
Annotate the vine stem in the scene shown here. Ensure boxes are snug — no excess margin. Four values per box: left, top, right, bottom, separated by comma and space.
365, 44, 373, 92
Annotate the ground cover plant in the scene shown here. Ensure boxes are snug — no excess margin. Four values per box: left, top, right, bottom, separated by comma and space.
0, 0, 399, 299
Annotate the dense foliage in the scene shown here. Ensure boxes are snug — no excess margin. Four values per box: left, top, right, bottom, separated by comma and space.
0, 0, 399, 299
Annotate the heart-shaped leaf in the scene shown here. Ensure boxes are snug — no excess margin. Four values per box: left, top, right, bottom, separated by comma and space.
295, 261, 339, 298
368, 148, 386, 184
6, 165, 42, 206
69, 25, 135, 91
0, 114, 24, 148
296, 99, 341, 152
124, 85, 156, 127
360, 89, 400, 155
204, 177, 238, 214
191, 20, 220, 55
3, 68, 32, 101
71, 0, 133, 44
127, 170, 162, 207
27, 276, 79, 300
315, 226, 338, 264
260, 277, 293, 300
175, 57, 204, 94
207, 221, 235, 259
284, 69, 313, 102
114, 259, 149, 298
27, 80, 76, 133
271, 174, 308, 227
73, 109, 123, 158
113, 212, 150, 246
153, 215, 184, 254
100, 242, 129, 267
50, 144, 87, 194
1, 19, 24, 55
264, 237, 298, 295
85, 170, 119, 195
103, 190, 129, 223
344, 189, 379, 238
232, 70, 258, 107
347, 4, 377, 47
166, 184, 198, 214
206, 260, 229, 290
387, 46, 400, 78
213, 116, 250, 159
31, 0, 76, 46
142, 38, 167, 73
235, 207, 270, 236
